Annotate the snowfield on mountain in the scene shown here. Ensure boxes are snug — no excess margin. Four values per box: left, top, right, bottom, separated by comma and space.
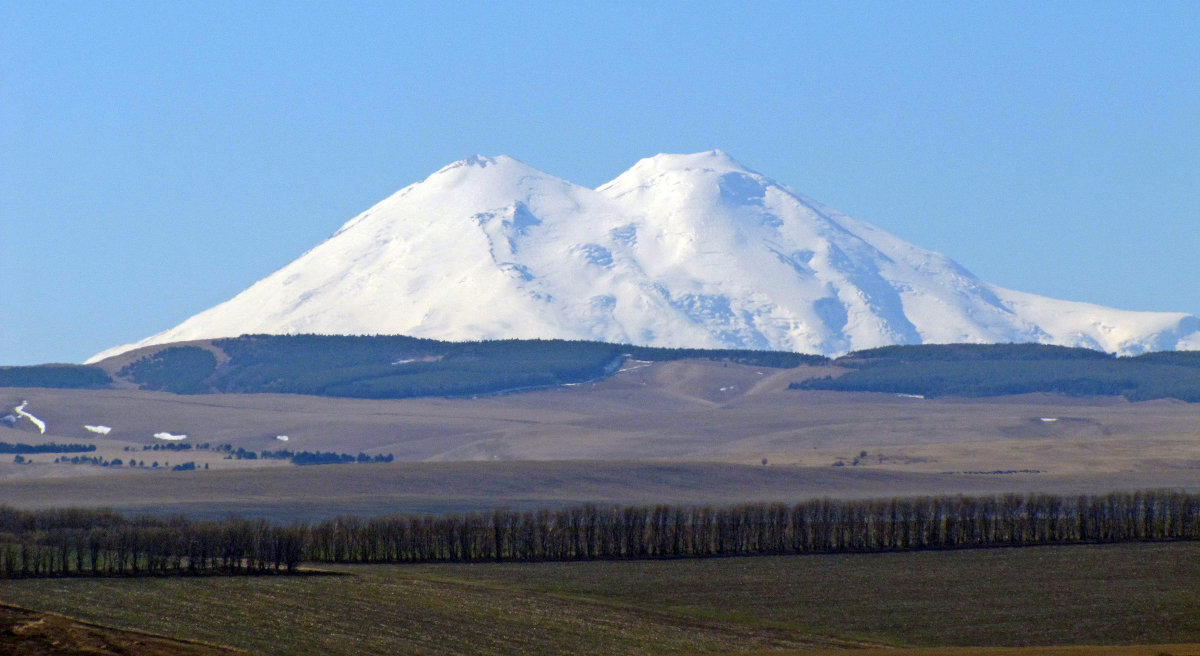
89, 151, 1200, 362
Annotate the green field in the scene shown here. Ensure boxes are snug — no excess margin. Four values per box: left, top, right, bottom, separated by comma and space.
2, 542, 1198, 655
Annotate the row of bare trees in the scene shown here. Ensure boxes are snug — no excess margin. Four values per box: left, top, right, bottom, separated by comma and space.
2, 490, 1198, 577
304, 490, 1200, 563
0, 512, 304, 577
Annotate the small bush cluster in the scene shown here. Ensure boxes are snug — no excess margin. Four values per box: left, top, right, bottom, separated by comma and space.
291, 451, 395, 466
0, 442, 96, 454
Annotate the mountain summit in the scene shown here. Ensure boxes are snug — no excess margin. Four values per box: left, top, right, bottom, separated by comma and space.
88, 152, 1200, 362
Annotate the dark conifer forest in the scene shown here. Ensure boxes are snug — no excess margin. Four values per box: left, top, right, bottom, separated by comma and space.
6, 337, 1200, 402
793, 343, 1200, 401
114, 335, 821, 398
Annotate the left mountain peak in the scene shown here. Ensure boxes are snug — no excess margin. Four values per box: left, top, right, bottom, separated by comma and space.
418, 155, 566, 194
431, 154, 532, 175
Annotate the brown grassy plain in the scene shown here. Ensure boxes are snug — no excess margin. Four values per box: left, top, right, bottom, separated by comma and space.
2, 359, 1198, 518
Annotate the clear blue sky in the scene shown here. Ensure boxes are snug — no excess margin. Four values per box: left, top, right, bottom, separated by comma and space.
2, 1, 1198, 365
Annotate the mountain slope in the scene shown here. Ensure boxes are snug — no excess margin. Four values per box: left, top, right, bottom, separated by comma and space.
89, 151, 1200, 362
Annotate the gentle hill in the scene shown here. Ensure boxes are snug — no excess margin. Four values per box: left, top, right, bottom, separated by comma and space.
795, 343, 1200, 401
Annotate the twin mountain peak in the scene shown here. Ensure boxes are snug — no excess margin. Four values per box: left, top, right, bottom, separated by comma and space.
88, 151, 1200, 363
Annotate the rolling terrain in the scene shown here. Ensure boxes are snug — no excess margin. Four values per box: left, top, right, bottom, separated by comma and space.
4, 338, 1198, 656
3, 354, 1199, 518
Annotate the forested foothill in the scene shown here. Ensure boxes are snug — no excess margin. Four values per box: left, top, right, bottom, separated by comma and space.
794, 343, 1200, 401
2, 490, 1197, 578
7, 338, 1200, 402
119, 346, 217, 394
113, 334, 821, 398
0, 364, 112, 389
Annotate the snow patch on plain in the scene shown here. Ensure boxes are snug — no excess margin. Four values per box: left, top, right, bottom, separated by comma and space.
153, 432, 187, 441
13, 401, 46, 434
84, 425, 112, 435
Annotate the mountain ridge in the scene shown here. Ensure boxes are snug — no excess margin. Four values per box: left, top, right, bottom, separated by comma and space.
88, 151, 1200, 362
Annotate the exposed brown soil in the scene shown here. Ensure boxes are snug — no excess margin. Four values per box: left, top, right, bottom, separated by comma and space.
0, 603, 250, 656
758, 647, 1200, 656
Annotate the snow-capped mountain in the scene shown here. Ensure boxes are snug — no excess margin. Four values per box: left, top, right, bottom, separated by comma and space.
88, 151, 1200, 363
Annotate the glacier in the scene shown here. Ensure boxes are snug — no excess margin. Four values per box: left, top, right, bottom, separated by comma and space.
88, 150, 1200, 363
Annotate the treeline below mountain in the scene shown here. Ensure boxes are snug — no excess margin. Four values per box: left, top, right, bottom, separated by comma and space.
2, 490, 1198, 577
7, 339, 1200, 402
0, 364, 112, 389
793, 343, 1200, 401
114, 334, 821, 398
